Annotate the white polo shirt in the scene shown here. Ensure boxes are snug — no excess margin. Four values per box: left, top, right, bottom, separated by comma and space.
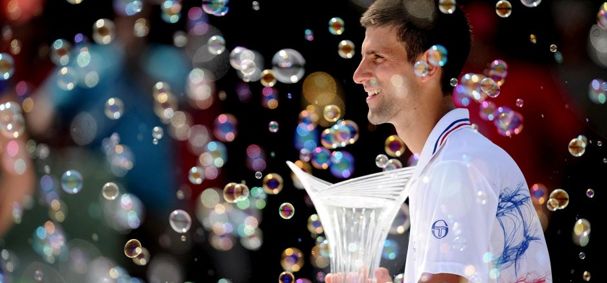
403, 108, 552, 283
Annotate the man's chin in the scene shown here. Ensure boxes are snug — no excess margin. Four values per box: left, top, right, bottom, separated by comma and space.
367, 113, 386, 125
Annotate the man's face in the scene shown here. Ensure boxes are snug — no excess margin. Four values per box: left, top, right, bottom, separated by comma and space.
353, 25, 421, 125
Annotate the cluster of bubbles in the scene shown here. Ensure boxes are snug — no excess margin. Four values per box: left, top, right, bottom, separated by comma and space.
588, 78, 607, 104
0, 101, 26, 139
546, 188, 569, 211
568, 134, 588, 157
101, 133, 135, 177
245, 144, 267, 172
32, 221, 67, 263
223, 182, 250, 203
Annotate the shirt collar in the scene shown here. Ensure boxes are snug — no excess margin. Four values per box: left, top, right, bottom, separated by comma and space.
413, 108, 471, 177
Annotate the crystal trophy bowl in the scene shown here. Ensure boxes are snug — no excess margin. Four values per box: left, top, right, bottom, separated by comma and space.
286, 161, 415, 283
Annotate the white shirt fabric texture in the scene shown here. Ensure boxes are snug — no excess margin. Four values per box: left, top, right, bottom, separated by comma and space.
403, 108, 552, 283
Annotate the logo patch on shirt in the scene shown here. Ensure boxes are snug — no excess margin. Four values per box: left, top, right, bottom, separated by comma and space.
431, 219, 449, 239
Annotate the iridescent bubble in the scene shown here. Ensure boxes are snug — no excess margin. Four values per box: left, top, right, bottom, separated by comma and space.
427, 44, 448, 67
102, 182, 120, 200
438, 0, 456, 14
279, 202, 295, 219
547, 188, 569, 211
133, 247, 150, 266
0, 101, 25, 139
134, 18, 150, 37
329, 151, 354, 178
382, 239, 399, 260
480, 77, 500, 98
328, 17, 345, 35
161, 0, 182, 23
281, 247, 304, 272
0, 52, 15, 80
515, 98, 524, 108
104, 97, 124, 120
262, 86, 279, 109
272, 49, 305, 84
521, 0, 541, 7
202, 0, 229, 16
530, 183, 547, 206
307, 214, 323, 234
61, 170, 83, 194
479, 101, 497, 121
375, 154, 389, 168
383, 158, 403, 171
304, 29, 314, 41
50, 39, 71, 66
124, 239, 143, 258
268, 121, 279, 133
495, 0, 512, 18
260, 69, 277, 87
487, 59, 508, 85
320, 128, 338, 149
92, 19, 115, 45
263, 173, 284, 194
213, 113, 238, 142
598, 3, 607, 30
385, 135, 406, 157
223, 182, 249, 203
57, 67, 78, 91
568, 135, 587, 157
299, 148, 312, 162
279, 271, 295, 283
311, 147, 331, 169
586, 188, 595, 198
338, 40, 355, 59
494, 107, 523, 136
208, 35, 226, 55
32, 221, 67, 262
333, 119, 359, 145
114, 0, 143, 16
169, 209, 192, 233
323, 104, 341, 122
414, 60, 429, 77
572, 218, 590, 247
188, 166, 204, 185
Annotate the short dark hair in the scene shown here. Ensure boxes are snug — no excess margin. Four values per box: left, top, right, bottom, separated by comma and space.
360, 0, 471, 94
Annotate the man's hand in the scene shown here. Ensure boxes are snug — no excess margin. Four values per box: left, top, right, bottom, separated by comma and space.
325, 267, 393, 283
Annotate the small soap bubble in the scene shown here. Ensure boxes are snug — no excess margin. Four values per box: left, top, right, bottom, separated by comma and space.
549, 44, 558, 53
495, 0, 512, 18
105, 97, 124, 120
124, 239, 143, 258
281, 247, 304, 272
0, 53, 15, 80
279, 271, 295, 283
521, 0, 541, 7
568, 136, 587, 157
102, 182, 120, 200
169, 209, 192, 233
579, 251, 586, 260
50, 39, 71, 66
323, 105, 341, 122
515, 98, 524, 108
449, 77, 458, 87
268, 121, 279, 133
260, 69, 277, 87
254, 171, 263, 179
223, 182, 249, 203
92, 18, 115, 45
57, 67, 77, 91
279, 202, 295, 219
208, 35, 226, 55
152, 126, 164, 140
188, 166, 204, 184
383, 158, 403, 171
161, 0, 182, 23
385, 135, 406, 157
438, 0, 456, 14
263, 173, 284, 194
427, 44, 448, 67
252, 1, 260, 10
583, 271, 591, 281
307, 214, 323, 234
61, 170, 83, 194
375, 154, 389, 168
586, 188, 595, 198
413, 60, 429, 77
328, 17, 345, 35
530, 183, 547, 206
529, 34, 537, 44
338, 40, 355, 59
480, 77, 500, 98
34, 270, 44, 281
547, 188, 569, 211
305, 29, 314, 41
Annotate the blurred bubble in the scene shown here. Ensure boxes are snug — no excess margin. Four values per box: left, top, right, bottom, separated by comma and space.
272, 49, 305, 84
173, 31, 188, 47
161, 0, 182, 23
114, 0, 142, 16
334, 119, 359, 145
328, 17, 345, 35
390, 203, 410, 234
586, 188, 595, 198
134, 18, 150, 37
530, 183, 547, 206
263, 173, 284, 194
104, 97, 124, 120
307, 214, 323, 234
245, 143, 267, 171
103, 193, 144, 231
186, 68, 215, 110
521, 0, 541, 7
515, 98, 524, 108
495, 0, 512, 18
479, 101, 497, 121
438, 0, 456, 14
223, 182, 249, 203
214, 113, 238, 142
385, 135, 406, 157
279, 271, 295, 283
383, 158, 403, 171
57, 67, 78, 91
583, 271, 591, 281
311, 147, 331, 169
572, 218, 591, 247
427, 44, 448, 67
0, 101, 25, 139
487, 59, 508, 86
305, 29, 314, 41
268, 121, 279, 133
494, 107, 523, 137
208, 35, 226, 55
414, 60, 429, 77
50, 39, 71, 66
92, 19, 115, 45
588, 78, 607, 104
547, 188, 569, 211
146, 255, 183, 283
338, 40, 355, 59
279, 202, 295, 220
133, 247, 150, 266
568, 135, 587, 157
529, 34, 537, 44
33, 221, 67, 263
375, 154, 389, 168
61, 170, 83, 194
480, 77, 500, 98
382, 239, 399, 260
260, 69, 277, 87
152, 126, 164, 141
320, 128, 338, 149
252, 0, 260, 10
124, 239, 143, 258
323, 104, 342, 122
281, 247, 304, 272
329, 151, 354, 178
0, 53, 15, 80
169, 209, 192, 233
598, 3, 607, 30
202, 0, 229, 16
102, 182, 120, 200
262, 86, 279, 109
394, 274, 405, 283
188, 166, 204, 185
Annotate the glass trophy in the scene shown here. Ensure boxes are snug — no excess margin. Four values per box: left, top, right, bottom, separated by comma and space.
286, 161, 415, 283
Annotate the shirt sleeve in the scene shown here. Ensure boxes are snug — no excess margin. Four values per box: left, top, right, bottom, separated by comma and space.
412, 160, 498, 282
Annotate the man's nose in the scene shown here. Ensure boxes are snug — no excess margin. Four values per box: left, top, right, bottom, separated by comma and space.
352, 61, 367, 85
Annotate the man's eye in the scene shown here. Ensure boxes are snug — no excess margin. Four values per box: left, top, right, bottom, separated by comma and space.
373, 56, 384, 63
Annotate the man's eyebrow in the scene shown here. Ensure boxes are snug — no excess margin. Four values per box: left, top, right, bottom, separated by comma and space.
363, 50, 382, 56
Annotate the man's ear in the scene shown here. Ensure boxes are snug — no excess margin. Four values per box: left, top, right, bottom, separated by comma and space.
414, 51, 442, 84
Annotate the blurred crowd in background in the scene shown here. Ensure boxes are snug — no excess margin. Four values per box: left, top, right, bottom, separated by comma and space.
0, 0, 605, 282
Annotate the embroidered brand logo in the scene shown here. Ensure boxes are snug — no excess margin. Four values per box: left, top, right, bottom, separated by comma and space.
431, 219, 449, 239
